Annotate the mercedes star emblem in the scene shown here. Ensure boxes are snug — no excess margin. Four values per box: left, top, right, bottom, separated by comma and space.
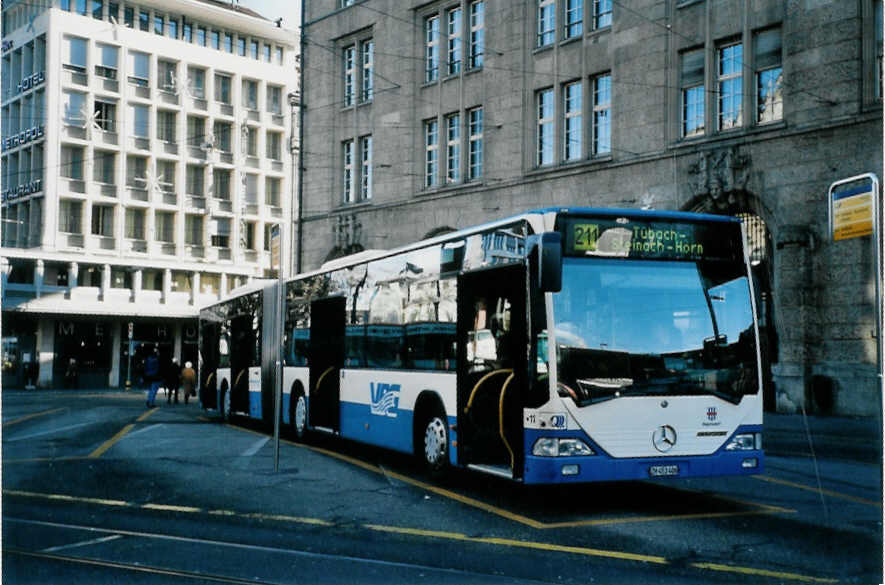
652, 425, 677, 453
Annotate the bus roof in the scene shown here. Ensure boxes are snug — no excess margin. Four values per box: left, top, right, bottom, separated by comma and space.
534, 206, 740, 224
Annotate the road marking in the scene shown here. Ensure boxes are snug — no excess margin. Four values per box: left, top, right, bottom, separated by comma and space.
539, 508, 792, 529
3, 408, 66, 427
4, 492, 840, 584
241, 437, 269, 457
690, 561, 839, 583
755, 475, 882, 508
88, 408, 158, 459
5, 421, 93, 442
124, 423, 165, 440
42, 534, 123, 553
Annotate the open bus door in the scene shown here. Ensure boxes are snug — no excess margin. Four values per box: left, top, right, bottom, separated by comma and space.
309, 297, 345, 432
457, 265, 527, 480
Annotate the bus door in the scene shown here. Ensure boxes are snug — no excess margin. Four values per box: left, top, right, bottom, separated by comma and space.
199, 317, 220, 409
457, 265, 527, 478
309, 297, 345, 432
229, 312, 256, 415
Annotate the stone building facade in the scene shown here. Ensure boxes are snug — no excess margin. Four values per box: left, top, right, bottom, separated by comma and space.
300, 0, 883, 415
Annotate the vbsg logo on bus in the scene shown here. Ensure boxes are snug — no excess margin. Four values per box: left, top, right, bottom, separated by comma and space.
370, 382, 400, 418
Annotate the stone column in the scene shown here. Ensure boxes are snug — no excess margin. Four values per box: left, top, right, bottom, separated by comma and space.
109, 322, 121, 388
34, 259, 44, 299
771, 225, 814, 413
66, 261, 78, 299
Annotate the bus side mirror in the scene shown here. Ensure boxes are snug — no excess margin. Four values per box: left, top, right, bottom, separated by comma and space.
537, 232, 562, 293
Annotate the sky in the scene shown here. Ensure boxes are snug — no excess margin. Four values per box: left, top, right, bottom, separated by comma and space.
240, 0, 301, 32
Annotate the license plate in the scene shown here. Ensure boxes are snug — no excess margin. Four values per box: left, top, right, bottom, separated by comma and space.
649, 464, 679, 477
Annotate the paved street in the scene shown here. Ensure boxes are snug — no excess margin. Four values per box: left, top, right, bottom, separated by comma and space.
2, 390, 882, 584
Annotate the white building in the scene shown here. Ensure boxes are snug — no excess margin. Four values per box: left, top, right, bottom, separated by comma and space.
1, 0, 297, 389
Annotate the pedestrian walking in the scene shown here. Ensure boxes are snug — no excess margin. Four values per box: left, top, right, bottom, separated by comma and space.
165, 358, 181, 404
180, 361, 197, 405
144, 349, 161, 407
64, 358, 78, 389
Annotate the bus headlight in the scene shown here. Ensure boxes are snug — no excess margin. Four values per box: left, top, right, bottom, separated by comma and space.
532, 437, 595, 457
725, 432, 762, 451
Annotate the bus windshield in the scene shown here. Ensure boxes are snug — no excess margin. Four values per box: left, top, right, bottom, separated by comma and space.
553, 258, 758, 405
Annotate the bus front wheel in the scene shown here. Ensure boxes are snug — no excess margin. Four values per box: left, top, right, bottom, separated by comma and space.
421, 411, 448, 476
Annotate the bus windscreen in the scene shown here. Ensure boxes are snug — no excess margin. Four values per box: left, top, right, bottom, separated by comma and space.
560, 216, 743, 262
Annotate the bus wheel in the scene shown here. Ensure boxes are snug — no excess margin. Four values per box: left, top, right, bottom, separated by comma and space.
421, 411, 448, 476
292, 393, 307, 440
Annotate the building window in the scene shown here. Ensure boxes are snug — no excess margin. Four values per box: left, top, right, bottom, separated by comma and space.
154, 14, 164, 35
446, 113, 461, 183
213, 168, 231, 199
75, 0, 87, 15
267, 85, 282, 114
593, 0, 611, 29
155, 211, 175, 243
183, 22, 192, 42
681, 48, 705, 138
468, 106, 483, 180
125, 208, 145, 240
91, 205, 114, 236
138, 10, 149, 32
215, 74, 232, 104
187, 116, 205, 147
425, 119, 439, 187
185, 215, 203, 245
63, 36, 87, 73
343, 139, 355, 203
62, 90, 86, 126
186, 165, 204, 197
211, 31, 221, 50
157, 160, 175, 192
265, 177, 281, 206
469, 1, 484, 69
95, 43, 118, 80
214, 121, 232, 152
361, 39, 374, 102
565, 0, 583, 39
93, 151, 115, 184
264, 44, 272, 62
343, 45, 355, 106
126, 155, 147, 188
718, 42, 743, 130
158, 60, 177, 92
447, 8, 462, 76
537, 88, 554, 166
124, 6, 133, 27
267, 132, 282, 160
360, 135, 372, 200
61, 145, 85, 179
128, 51, 149, 87
95, 100, 116, 132
276, 47, 284, 65
92, 3, 104, 22
242, 79, 258, 110
224, 34, 233, 53
211, 218, 230, 248
237, 38, 246, 56
197, 27, 207, 46
754, 28, 783, 124
263, 225, 278, 251
563, 81, 582, 161
167, 19, 178, 39
245, 126, 258, 157
250, 40, 259, 60
157, 110, 177, 143
425, 15, 440, 82
188, 67, 206, 99
129, 104, 149, 138
538, 0, 555, 47
244, 222, 257, 250
592, 73, 611, 155
59, 200, 83, 233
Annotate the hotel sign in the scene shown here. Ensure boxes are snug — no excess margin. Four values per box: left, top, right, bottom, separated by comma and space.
2, 179, 42, 202
16, 71, 45, 95
2, 124, 44, 152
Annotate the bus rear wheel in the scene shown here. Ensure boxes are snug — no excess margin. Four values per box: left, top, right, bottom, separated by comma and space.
421, 411, 448, 476
292, 392, 307, 440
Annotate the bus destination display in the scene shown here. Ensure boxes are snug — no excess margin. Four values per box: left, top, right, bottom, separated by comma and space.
562, 217, 741, 262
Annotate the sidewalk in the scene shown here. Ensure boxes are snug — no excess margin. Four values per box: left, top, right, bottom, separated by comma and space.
765, 412, 883, 463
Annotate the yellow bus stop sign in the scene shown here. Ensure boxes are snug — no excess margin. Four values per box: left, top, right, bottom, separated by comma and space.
830, 178, 875, 241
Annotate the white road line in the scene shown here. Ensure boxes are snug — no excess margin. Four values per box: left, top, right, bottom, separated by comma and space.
241, 437, 269, 458
123, 423, 165, 439
42, 534, 123, 553
5, 422, 93, 442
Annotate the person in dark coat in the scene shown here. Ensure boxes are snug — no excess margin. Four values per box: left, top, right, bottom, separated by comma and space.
144, 350, 161, 407
165, 358, 180, 404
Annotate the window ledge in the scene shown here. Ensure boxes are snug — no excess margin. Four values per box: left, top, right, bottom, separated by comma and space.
559, 35, 582, 48
676, 0, 704, 8
533, 44, 554, 56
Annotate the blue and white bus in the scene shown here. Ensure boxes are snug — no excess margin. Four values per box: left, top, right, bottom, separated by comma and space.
199, 207, 763, 483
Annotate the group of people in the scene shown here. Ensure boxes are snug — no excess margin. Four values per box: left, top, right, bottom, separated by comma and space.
143, 350, 196, 408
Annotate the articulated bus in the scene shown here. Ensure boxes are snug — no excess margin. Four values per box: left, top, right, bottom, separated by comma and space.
198, 208, 763, 484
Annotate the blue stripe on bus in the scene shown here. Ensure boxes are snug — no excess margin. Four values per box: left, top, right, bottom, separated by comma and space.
522, 425, 763, 484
